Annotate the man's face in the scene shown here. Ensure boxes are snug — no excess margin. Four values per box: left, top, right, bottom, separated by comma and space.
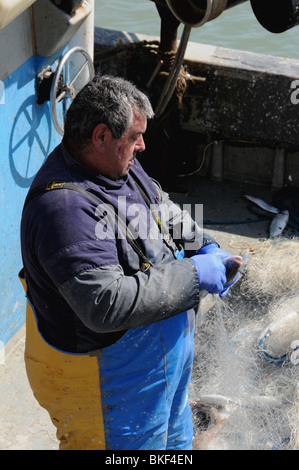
102, 110, 147, 180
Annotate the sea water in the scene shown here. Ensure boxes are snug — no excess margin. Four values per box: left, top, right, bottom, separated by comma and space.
94, 0, 299, 61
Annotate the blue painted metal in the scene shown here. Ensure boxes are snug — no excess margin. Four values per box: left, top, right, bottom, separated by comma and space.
0, 53, 63, 345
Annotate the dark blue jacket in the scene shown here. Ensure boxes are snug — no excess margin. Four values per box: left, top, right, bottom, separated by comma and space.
21, 143, 215, 353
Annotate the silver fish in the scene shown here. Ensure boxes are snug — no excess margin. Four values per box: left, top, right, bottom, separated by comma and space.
195, 393, 283, 409
269, 210, 289, 238
243, 194, 280, 215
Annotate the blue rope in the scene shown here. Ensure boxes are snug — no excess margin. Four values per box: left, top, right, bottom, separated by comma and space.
258, 330, 299, 365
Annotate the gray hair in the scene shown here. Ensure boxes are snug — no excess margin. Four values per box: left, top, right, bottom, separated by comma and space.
63, 75, 154, 143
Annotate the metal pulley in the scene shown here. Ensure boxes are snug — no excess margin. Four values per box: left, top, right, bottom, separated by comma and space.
165, 0, 248, 27
50, 46, 94, 135
250, 0, 299, 34
165, 0, 299, 33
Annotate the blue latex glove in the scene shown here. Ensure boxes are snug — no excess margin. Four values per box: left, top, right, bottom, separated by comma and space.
190, 253, 227, 295
198, 243, 240, 297
198, 243, 231, 260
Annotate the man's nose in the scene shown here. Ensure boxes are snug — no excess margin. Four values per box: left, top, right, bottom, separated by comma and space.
136, 135, 146, 152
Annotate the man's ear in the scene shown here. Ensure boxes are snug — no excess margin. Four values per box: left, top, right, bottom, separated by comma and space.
92, 123, 109, 148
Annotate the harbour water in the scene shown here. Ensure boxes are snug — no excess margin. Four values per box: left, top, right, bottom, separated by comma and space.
94, 0, 299, 61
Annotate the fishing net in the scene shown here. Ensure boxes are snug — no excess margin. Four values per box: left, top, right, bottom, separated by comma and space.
190, 238, 299, 450
240, 239, 299, 301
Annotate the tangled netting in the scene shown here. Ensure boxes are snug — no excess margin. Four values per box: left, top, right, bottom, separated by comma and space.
240, 239, 299, 301
190, 238, 299, 450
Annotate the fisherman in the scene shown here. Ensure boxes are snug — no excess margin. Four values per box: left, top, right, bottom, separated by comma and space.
20, 75, 237, 450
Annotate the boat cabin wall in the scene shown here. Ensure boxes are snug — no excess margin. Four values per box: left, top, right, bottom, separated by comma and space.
179, 43, 299, 189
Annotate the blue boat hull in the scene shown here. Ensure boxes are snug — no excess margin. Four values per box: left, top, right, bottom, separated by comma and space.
0, 54, 62, 345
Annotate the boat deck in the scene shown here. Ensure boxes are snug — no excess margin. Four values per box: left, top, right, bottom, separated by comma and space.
0, 177, 293, 450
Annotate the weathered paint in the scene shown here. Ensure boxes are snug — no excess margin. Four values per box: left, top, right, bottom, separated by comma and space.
0, 2, 94, 348
181, 45, 299, 150
0, 53, 62, 345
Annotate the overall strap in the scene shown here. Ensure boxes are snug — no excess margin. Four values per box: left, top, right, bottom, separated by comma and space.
23, 181, 153, 272
130, 175, 179, 256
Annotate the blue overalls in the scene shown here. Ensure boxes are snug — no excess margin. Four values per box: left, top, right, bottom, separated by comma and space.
20, 270, 194, 450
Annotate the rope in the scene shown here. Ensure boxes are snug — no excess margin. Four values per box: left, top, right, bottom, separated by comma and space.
155, 24, 191, 117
